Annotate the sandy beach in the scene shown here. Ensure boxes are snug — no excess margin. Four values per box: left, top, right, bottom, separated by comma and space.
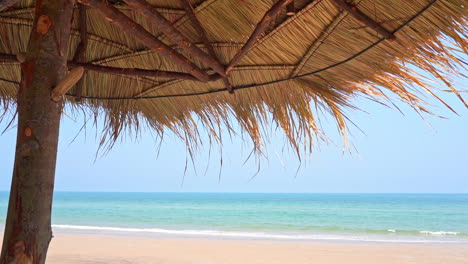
25, 233, 467, 264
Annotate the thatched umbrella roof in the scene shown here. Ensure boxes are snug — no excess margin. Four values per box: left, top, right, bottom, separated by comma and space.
1, 0, 467, 152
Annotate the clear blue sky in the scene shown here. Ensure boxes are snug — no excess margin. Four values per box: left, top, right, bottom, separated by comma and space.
1, 78, 467, 193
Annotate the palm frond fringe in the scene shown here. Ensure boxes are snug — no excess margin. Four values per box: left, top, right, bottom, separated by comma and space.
0, 0, 467, 155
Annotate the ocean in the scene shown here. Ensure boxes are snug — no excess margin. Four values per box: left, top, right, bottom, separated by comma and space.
1, 192, 467, 243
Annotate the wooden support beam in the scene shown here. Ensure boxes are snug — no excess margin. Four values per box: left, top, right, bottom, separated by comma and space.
0, 53, 210, 81
125, 0, 227, 78
78, 0, 210, 82
0, 53, 16, 62
286, 1, 295, 16
0, 0, 20, 11
331, 0, 395, 40
51, 67, 85, 101
226, 0, 293, 74
16, 52, 27, 63
72, 4, 88, 62
179, 0, 233, 93
72, 4, 88, 101
69, 61, 201, 80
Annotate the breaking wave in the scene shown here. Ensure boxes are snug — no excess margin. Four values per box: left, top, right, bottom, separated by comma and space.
52, 224, 467, 243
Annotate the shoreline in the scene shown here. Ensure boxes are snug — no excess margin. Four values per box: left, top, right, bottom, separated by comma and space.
40, 233, 468, 263
50, 224, 468, 244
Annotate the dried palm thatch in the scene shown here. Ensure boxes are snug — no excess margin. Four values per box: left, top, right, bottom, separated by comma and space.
1, 0, 467, 155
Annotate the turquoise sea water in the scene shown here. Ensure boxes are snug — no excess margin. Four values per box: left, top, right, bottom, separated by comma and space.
1, 193, 467, 243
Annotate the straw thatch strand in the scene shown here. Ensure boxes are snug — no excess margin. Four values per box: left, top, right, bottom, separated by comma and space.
291, 10, 348, 77
0, 0, 467, 157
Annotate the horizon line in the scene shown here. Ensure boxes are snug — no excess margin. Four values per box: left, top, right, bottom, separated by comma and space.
0, 191, 466, 194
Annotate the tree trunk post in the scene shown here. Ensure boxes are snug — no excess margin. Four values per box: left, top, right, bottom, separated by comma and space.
0, 0, 74, 263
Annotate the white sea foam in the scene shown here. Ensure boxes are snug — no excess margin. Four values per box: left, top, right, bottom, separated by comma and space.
51, 225, 464, 243
387, 229, 396, 233
419, 231, 459, 236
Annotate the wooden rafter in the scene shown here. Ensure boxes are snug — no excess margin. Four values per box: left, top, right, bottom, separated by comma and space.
91, 42, 244, 69
120, 0, 317, 68
250, 0, 321, 50
0, 0, 20, 11
331, 0, 395, 40
78, 0, 211, 82
72, 4, 88, 62
0, 54, 16, 61
68, 62, 201, 80
124, 0, 227, 78
72, 4, 88, 101
135, 65, 295, 98
179, 0, 233, 93
226, 0, 293, 74
0, 53, 203, 81
286, 1, 295, 16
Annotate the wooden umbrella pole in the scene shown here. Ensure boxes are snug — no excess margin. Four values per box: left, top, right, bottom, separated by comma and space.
226, 0, 293, 74
78, 0, 210, 82
72, 4, 88, 101
179, 0, 233, 93
331, 0, 395, 40
124, 0, 226, 78
0, 0, 74, 262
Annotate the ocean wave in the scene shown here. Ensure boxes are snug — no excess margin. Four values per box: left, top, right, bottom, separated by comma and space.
386, 229, 459, 236
51, 225, 466, 243
419, 231, 459, 236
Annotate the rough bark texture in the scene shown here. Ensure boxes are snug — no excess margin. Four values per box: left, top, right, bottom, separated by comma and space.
0, 0, 74, 263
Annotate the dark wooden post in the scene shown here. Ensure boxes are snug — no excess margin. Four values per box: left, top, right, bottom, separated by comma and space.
0, 0, 74, 263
